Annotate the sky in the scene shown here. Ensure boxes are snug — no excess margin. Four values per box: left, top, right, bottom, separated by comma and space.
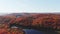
0, 0, 60, 14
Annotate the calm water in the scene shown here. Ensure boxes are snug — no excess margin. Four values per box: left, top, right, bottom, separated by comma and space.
11, 26, 58, 34
23, 29, 58, 34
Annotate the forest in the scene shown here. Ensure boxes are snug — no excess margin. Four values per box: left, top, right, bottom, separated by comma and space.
0, 13, 60, 34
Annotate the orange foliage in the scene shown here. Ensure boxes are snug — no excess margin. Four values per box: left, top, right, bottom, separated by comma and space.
0, 13, 60, 32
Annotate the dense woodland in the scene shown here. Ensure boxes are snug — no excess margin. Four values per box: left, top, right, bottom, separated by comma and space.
0, 13, 60, 34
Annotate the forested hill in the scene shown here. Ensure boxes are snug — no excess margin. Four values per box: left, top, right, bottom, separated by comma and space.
0, 13, 60, 31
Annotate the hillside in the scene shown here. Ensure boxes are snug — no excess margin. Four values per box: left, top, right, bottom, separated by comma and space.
0, 13, 60, 34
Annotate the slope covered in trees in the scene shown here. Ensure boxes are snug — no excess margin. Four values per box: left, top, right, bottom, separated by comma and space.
0, 13, 60, 34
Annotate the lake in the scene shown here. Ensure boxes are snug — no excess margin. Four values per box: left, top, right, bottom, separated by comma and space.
23, 29, 58, 34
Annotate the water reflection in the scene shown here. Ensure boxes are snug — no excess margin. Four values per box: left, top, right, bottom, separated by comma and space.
23, 29, 58, 34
